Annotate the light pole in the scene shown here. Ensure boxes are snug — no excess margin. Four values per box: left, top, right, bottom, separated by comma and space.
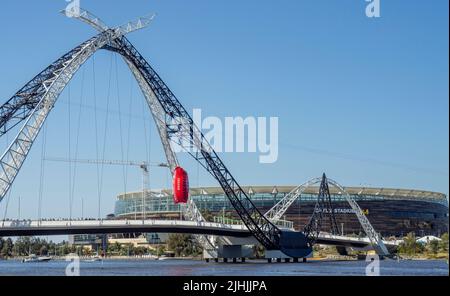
81, 197, 84, 220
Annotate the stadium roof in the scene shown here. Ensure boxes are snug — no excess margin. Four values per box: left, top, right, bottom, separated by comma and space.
185, 186, 447, 203
119, 186, 447, 203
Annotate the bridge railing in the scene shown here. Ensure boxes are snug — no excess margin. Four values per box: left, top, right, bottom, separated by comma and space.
213, 216, 294, 230
0, 219, 250, 230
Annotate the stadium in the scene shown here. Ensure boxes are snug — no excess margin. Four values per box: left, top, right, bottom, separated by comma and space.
114, 185, 449, 238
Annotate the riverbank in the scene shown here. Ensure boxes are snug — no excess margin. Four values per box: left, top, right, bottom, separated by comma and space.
2, 253, 448, 262
1, 255, 203, 261
0, 258, 448, 276
398, 253, 449, 260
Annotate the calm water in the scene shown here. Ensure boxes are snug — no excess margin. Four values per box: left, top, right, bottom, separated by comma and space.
0, 259, 448, 276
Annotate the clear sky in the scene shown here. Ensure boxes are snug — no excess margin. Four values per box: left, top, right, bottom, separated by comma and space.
0, 0, 448, 220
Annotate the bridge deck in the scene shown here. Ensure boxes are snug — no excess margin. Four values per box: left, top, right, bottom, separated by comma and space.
0, 220, 252, 238
0, 220, 399, 248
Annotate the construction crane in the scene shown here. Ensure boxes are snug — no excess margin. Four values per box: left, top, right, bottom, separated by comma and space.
44, 157, 169, 220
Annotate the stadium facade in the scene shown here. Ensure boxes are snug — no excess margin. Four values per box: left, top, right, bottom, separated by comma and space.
114, 186, 449, 238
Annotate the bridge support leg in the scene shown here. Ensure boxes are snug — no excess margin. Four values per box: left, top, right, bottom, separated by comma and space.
303, 258, 307, 263
215, 258, 219, 263
102, 234, 108, 258
205, 258, 210, 263
268, 258, 272, 264
285, 258, 291, 263
233, 258, 237, 263
276, 258, 282, 263
241, 258, 246, 263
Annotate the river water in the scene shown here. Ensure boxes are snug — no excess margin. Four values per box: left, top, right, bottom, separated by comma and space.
0, 259, 448, 276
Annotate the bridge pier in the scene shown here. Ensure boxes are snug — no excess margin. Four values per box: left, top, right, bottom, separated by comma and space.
203, 244, 253, 263
265, 250, 312, 263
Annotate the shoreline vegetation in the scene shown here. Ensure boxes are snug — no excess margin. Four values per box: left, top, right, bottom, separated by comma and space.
1, 232, 448, 261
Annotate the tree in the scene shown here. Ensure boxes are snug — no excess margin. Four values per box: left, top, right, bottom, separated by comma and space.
253, 244, 265, 259
156, 245, 166, 257
428, 240, 440, 255
1, 238, 13, 258
108, 242, 123, 256
14, 237, 32, 256
0, 238, 4, 257
167, 234, 201, 257
399, 232, 424, 256
39, 245, 49, 256
439, 233, 449, 253
133, 246, 149, 256
201, 209, 214, 222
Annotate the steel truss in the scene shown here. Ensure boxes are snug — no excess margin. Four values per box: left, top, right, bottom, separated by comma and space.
0, 18, 155, 204
303, 174, 339, 246
0, 43, 91, 137
326, 178, 390, 256
264, 177, 323, 221
264, 174, 390, 256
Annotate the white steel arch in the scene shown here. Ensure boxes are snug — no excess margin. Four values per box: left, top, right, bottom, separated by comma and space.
264, 177, 390, 256
264, 177, 323, 221
0, 19, 155, 203
326, 178, 389, 256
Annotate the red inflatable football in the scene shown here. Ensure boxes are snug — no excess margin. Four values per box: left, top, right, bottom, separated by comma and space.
173, 167, 189, 204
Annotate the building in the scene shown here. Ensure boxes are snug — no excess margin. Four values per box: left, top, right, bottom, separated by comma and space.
114, 186, 449, 238
69, 233, 169, 249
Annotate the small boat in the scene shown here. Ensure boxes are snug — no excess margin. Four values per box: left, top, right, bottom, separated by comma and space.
84, 255, 103, 262
37, 256, 52, 262
22, 255, 52, 263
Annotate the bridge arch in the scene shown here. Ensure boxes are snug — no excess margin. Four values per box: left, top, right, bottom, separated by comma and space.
0, 30, 120, 203
264, 177, 389, 255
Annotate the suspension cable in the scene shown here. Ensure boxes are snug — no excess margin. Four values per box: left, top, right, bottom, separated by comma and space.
97, 52, 114, 220
124, 67, 135, 197
140, 83, 150, 216
114, 54, 127, 197
69, 65, 86, 220
92, 54, 101, 220
38, 121, 48, 223
67, 83, 73, 220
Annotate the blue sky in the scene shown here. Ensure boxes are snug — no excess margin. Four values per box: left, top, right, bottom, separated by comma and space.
0, 0, 448, 220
